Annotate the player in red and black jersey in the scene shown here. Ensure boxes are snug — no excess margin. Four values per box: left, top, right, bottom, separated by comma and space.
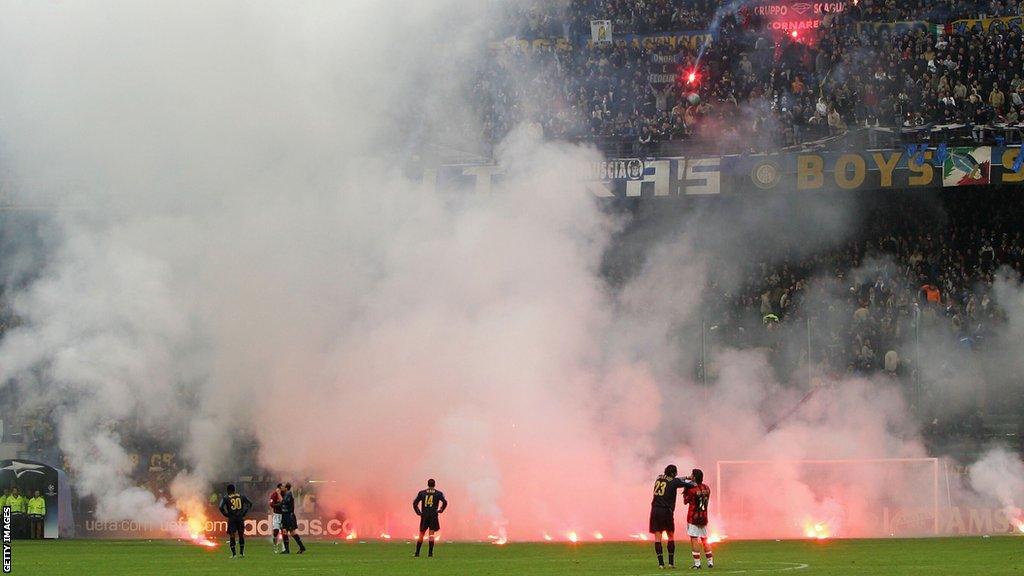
268, 484, 283, 553
649, 464, 696, 568
683, 468, 713, 569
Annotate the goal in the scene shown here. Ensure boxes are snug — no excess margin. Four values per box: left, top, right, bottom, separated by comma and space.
715, 458, 939, 539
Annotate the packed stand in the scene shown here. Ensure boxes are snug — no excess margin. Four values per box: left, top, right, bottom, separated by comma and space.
479, 0, 1024, 154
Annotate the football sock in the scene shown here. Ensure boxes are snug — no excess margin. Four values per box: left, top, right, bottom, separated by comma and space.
238, 533, 245, 555
693, 551, 701, 567
229, 535, 236, 556
428, 536, 435, 556
294, 534, 305, 552
283, 534, 290, 552
667, 539, 675, 565
654, 542, 664, 566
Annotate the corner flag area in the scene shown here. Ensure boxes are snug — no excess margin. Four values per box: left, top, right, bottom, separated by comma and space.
13, 537, 1024, 575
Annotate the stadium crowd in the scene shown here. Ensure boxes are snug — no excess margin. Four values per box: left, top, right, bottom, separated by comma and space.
481, 0, 1024, 154
706, 189, 1023, 381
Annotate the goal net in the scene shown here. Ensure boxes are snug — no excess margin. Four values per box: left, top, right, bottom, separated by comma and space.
715, 458, 939, 539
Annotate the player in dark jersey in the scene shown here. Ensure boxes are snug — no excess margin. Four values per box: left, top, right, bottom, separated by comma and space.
217, 484, 253, 558
278, 482, 306, 554
683, 469, 713, 569
650, 464, 696, 568
413, 478, 447, 557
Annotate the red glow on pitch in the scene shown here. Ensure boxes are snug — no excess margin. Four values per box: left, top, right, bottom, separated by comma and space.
188, 532, 218, 548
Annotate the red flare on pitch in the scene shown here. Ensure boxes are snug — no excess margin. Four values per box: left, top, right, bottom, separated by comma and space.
176, 498, 218, 549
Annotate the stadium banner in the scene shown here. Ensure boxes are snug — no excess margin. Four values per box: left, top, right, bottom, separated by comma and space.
885, 507, 1022, 536
590, 20, 612, 45
487, 36, 573, 52
747, 0, 847, 34
950, 15, 1024, 35
855, 20, 929, 37
432, 145, 1024, 197
648, 53, 681, 85
79, 514, 357, 539
580, 29, 711, 51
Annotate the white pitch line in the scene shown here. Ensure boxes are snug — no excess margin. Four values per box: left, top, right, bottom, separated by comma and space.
630, 561, 809, 575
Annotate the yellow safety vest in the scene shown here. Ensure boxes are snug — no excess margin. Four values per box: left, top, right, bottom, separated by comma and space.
6, 496, 26, 514
27, 497, 46, 516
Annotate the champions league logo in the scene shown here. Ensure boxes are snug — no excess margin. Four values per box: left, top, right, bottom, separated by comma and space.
0, 462, 45, 479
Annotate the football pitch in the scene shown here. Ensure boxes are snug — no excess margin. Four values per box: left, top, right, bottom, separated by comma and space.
13, 537, 1024, 575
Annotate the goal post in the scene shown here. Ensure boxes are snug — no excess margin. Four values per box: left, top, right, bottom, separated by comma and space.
715, 458, 940, 539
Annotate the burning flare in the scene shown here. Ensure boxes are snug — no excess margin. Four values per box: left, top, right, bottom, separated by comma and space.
804, 521, 831, 540
176, 497, 218, 548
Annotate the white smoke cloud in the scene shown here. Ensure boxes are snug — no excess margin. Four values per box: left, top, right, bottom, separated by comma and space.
0, 0, 1017, 544
968, 447, 1024, 523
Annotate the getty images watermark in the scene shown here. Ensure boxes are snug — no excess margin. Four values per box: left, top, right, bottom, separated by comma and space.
2, 505, 11, 573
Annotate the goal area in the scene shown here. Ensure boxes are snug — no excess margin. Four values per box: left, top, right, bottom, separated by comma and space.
715, 458, 939, 539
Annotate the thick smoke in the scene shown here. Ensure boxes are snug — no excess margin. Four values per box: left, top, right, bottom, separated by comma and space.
0, 0, 1019, 542
969, 447, 1024, 525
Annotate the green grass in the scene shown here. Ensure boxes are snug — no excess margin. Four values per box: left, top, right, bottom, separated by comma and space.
12, 537, 1024, 575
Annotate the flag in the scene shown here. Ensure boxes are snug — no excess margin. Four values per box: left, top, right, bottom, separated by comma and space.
590, 20, 612, 45
942, 146, 991, 186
